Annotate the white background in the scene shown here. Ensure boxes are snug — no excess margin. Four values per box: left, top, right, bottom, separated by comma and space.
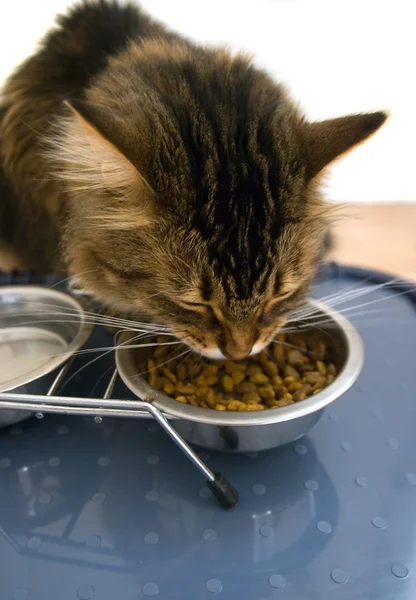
0, 0, 414, 203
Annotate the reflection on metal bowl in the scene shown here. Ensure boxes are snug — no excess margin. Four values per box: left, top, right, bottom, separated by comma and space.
0, 286, 93, 427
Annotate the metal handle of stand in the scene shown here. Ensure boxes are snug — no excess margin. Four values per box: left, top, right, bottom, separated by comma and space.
143, 398, 239, 509
0, 364, 239, 508
47, 358, 75, 396
103, 370, 239, 509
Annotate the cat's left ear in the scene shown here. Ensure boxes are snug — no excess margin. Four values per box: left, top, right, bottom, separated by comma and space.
300, 111, 388, 179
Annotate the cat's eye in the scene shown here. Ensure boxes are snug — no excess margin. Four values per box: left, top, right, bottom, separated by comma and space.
265, 287, 298, 312
177, 300, 218, 323
178, 300, 212, 314
180, 301, 207, 309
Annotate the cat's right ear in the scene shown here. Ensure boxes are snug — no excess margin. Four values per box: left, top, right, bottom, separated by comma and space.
51, 99, 154, 229
300, 111, 387, 179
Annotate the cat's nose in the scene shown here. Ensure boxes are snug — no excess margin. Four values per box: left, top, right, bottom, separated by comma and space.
219, 332, 253, 361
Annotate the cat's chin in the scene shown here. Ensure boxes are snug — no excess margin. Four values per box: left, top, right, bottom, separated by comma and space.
249, 342, 267, 356
194, 347, 226, 360
188, 342, 267, 361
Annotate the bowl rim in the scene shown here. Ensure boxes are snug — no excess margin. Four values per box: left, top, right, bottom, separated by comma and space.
116, 299, 365, 427
0, 285, 94, 392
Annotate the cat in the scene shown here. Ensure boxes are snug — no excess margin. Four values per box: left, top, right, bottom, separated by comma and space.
0, 0, 386, 360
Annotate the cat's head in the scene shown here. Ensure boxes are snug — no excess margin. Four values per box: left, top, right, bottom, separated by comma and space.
50, 41, 386, 359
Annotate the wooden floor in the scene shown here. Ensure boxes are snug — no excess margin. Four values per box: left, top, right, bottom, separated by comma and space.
327, 204, 416, 282
1, 203, 415, 280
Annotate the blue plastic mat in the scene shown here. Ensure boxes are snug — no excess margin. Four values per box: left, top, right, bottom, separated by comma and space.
0, 264, 415, 600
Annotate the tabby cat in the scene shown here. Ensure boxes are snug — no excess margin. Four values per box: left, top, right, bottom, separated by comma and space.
0, 1, 386, 359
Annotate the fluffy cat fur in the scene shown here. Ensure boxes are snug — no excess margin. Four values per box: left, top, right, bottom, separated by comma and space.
0, 0, 386, 359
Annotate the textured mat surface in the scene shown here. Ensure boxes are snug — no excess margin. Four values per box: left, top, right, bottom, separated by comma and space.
0, 265, 415, 600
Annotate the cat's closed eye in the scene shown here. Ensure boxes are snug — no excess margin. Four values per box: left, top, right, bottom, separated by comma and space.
177, 300, 213, 315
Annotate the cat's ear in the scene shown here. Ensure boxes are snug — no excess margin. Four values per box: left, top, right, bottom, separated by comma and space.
64, 98, 138, 166
55, 99, 154, 228
300, 111, 387, 179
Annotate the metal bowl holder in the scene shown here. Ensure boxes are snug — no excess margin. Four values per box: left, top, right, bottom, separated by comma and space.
0, 283, 239, 508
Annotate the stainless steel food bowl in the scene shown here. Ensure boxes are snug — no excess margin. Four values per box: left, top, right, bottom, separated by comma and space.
116, 299, 364, 452
0, 285, 93, 427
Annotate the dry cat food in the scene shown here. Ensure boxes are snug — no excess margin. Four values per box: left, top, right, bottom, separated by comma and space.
139, 332, 337, 411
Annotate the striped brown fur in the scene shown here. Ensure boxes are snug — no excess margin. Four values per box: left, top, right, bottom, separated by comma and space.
0, 1, 386, 358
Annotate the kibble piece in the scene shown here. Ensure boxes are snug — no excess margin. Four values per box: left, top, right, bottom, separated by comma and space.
215, 404, 227, 410
243, 392, 261, 404
214, 391, 224, 404
327, 363, 336, 376
276, 396, 295, 407
326, 374, 335, 385
163, 382, 176, 395
196, 386, 209, 399
177, 364, 187, 381
249, 372, 270, 385
288, 381, 302, 393
284, 365, 300, 380
263, 360, 279, 377
194, 375, 207, 386
298, 383, 312, 396
205, 389, 216, 408
162, 367, 177, 384
258, 351, 269, 364
224, 361, 237, 374
186, 395, 198, 406
287, 349, 306, 367
237, 381, 257, 394
275, 385, 289, 399
304, 371, 325, 386
271, 375, 283, 387
203, 364, 218, 377
222, 375, 235, 392
302, 362, 315, 372
175, 395, 187, 403
246, 365, 262, 377
313, 341, 327, 360
245, 403, 265, 411
258, 386, 275, 400
205, 376, 219, 386
227, 400, 246, 411
273, 343, 285, 365
292, 336, 307, 351
293, 390, 307, 402
176, 382, 197, 395
265, 398, 278, 408
147, 359, 158, 387
231, 370, 246, 385
191, 364, 202, 377
316, 360, 327, 376
154, 345, 168, 360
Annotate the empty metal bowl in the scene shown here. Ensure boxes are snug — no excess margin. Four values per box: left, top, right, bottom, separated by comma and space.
116, 299, 364, 452
0, 286, 93, 427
